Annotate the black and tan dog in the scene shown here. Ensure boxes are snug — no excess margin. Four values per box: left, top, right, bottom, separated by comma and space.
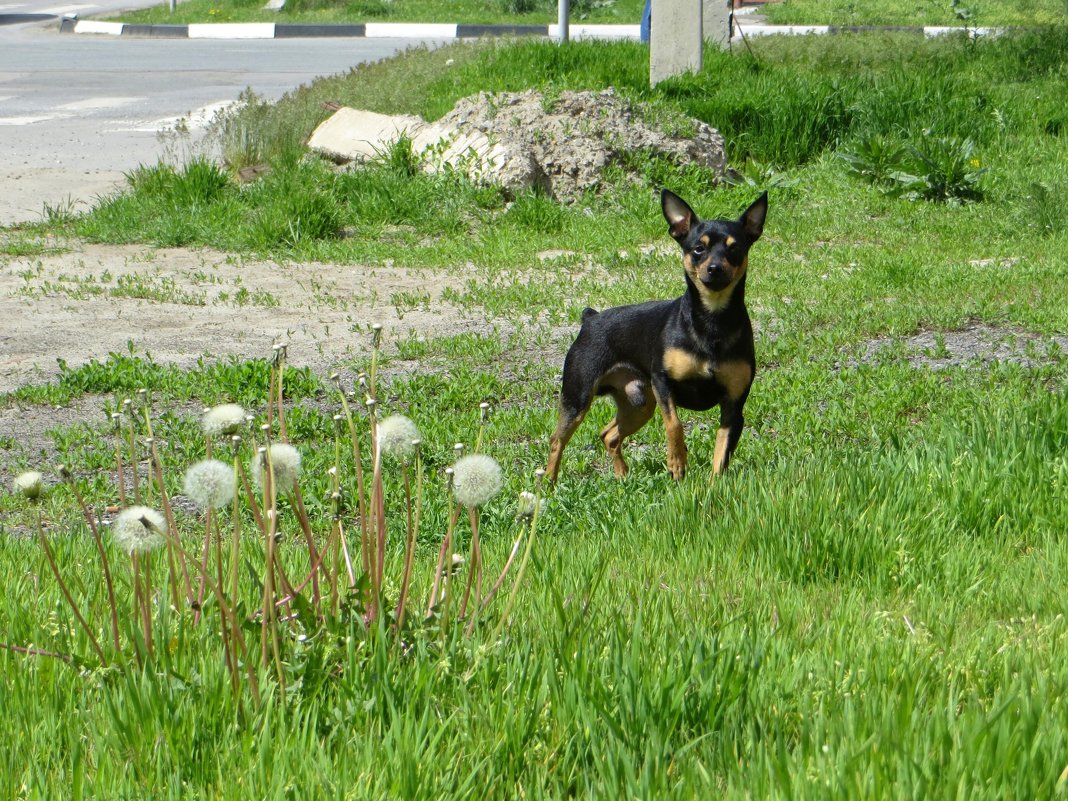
545, 189, 768, 482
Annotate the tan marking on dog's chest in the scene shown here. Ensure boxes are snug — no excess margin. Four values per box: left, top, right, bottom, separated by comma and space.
663, 348, 710, 381
714, 360, 753, 401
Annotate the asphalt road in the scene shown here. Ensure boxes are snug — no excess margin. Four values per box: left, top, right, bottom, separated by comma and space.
0, 4, 445, 224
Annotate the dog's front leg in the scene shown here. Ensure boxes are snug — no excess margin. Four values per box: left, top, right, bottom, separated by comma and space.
652, 375, 687, 479
712, 399, 746, 477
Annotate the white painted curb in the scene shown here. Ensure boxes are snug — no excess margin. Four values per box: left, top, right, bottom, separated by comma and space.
364, 23, 458, 37
548, 23, 641, 40
73, 20, 124, 35
188, 22, 276, 38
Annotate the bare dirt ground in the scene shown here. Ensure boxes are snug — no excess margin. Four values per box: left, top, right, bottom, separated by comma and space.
0, 168, 130, 227
0, 238, 482, 396
0, 237, 493, 476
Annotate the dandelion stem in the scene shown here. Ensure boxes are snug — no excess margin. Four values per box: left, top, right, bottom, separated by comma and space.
62, 469, 122, 654
193, 507, 213, 626
461, 506, 483, 636
134, 553, 154, 661
229, 450, 243, 638
215, 514, 239, 697
290, 486, 322, 609
236, 461, 265, 532
492, 493, 542, 642
150, 443, 193, 607
394, 463, 417, 631
480, 524, 526, 614
160, 522, 259, 704
34, 512, 108, 666
259, 449, 286, 692
0, 642, 73, 663
337, 392, 369, 579
276, 350, 288, 443
114, 430, 127, 507
428, 504, 462, 617
125, 412, 141, 505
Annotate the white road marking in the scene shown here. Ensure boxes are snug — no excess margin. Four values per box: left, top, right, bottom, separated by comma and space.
41, 3, 96, 12
58, 96, 143, 111
0, 114, 68, 125
109, 100, 237, 132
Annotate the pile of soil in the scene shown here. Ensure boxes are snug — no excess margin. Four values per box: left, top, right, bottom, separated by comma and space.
435, 88, 728, 199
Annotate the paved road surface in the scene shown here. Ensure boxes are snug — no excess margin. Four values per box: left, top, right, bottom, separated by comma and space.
0, 6, 444, 224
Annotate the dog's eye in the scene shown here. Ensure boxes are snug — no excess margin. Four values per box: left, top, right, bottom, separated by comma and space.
691, 245, 706, 258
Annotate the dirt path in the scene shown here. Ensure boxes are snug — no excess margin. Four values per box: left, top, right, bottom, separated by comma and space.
0, 239, 482, 395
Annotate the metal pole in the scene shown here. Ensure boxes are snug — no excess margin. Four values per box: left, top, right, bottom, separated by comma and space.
558, 0, 569, 43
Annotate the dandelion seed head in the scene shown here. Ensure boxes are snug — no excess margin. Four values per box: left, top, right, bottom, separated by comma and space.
517, 491, 539, 520
183, 459, 236, 511
112, 506, 166, 555
13, 471, 43, 501
201, 403, 246, 437
250, 443, 302, 492
377, 415, 421, 462
452, 454, 503, 508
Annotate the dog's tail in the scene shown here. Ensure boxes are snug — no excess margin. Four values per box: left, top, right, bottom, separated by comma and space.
581, 307, 599, 323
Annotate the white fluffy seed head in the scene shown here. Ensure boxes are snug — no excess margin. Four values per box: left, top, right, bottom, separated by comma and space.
13, 471, 44, 501
451, 454, 503, 508
377, 415, 421, 462
517, 491, 539, 520
201, 403, 246, 437
183, 459, 236, 511
250, 443, 302, 493
112, 506, 167, 555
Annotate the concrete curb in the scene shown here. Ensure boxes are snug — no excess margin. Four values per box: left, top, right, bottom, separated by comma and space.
58, 17, 642, 39
57, 16, 1000, 40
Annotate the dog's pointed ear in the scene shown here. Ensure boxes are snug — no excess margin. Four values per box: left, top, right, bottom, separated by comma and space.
741, 191, 768, 240
662, 190, 697, 242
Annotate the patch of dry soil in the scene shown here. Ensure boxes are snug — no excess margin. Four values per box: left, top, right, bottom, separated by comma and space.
0, 240, 485, 396
859, 323, 1068, 369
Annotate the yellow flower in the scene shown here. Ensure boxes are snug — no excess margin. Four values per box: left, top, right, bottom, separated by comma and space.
969, 158, 981, 168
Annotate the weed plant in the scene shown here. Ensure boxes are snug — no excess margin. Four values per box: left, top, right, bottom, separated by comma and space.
3, 334, 547, 736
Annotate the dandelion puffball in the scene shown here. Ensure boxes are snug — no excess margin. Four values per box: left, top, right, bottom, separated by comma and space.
377, 415, 421, 462
250, 443, 302, 493
451, 454, 503, 507
13, 471, 44, 501
183, 459, 236, 511
112, 506, 167, 555
517, 491, 540, 520
201, 403, 246, 437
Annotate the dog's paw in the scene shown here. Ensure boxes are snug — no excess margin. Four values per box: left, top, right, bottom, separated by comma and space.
666, 454, 687, 480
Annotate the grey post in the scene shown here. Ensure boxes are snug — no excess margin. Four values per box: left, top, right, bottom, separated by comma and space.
649, 0, 702, 85
558, 0, 570, 42
703, 0, 731, 49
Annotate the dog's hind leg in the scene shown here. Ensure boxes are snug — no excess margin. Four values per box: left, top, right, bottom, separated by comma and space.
546, 384, 594, 484
546, 407, 589, 484
600, 383, 655, 478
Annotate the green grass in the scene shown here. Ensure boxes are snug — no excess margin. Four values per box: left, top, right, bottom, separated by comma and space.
4, 28, 1068, 799
763, 0, 1067, 27
108, 0, 643, 25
